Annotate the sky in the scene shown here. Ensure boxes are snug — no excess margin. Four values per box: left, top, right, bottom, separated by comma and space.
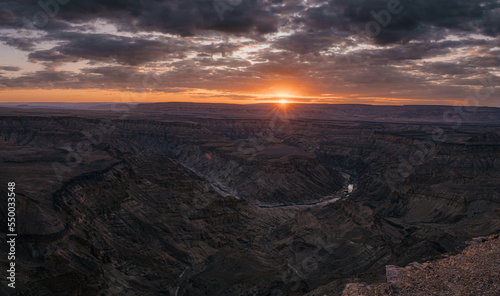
0, 0, 499, 105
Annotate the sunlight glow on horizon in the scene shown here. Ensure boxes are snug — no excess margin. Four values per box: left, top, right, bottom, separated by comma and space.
0, 88, 480, 107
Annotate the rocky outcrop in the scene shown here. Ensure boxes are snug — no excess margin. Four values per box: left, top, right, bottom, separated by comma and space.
340, 234, 500, 296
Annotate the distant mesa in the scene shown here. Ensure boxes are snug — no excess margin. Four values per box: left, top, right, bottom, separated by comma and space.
467, 132, 500, 143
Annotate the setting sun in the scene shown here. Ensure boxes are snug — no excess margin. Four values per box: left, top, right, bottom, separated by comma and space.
279, 99, 287, 104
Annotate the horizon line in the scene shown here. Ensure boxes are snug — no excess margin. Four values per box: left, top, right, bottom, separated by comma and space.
1, 102, 499, 108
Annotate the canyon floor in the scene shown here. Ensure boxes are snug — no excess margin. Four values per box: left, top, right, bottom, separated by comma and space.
0, 103, 499, 295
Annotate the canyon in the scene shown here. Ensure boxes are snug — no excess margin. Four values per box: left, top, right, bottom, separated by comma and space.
0, 103, 499, 295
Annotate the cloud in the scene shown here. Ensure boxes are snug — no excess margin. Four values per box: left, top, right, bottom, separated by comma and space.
29, 33, 189, 65
0, 0, 499, 105
0, 66, 21, 71
28, 50, 78, 63
273, 32, 342, 55
0, 36, 38, 51
2, 0, 279, 36
296, 0, 500, 44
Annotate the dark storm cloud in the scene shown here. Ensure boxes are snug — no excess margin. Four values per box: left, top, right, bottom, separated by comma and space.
1, 0, 278, 35
30, 33, 188, 65
0, 8, 18, 27
3, 0, 499, 50
2, 0, 499, 43
298, 0, 500, 44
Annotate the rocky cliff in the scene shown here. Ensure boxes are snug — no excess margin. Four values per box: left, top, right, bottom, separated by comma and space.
338, 234, 500, 296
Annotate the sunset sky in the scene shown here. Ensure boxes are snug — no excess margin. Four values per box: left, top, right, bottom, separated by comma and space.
0, 0, 499, 105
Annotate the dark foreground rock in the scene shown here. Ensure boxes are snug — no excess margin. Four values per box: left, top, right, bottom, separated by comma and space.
338, 234, 500, 296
